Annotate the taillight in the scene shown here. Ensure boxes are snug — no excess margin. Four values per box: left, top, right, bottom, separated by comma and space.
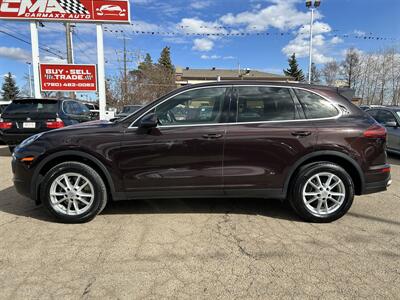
46, 118, 65, 129
0, 119, 12, 129
363, 124, 387, 139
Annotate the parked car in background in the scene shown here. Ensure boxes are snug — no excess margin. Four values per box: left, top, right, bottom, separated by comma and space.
118, 105, 143, 117
84, 102, 100, 120
359, 105, 370, 111
366, 106, 400, 154
0, 98, 92, 151
112, 105, 143, 121
0, 100, 11, 145
12, 82, 390, 223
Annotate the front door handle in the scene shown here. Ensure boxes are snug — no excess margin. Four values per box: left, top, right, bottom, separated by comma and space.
291, 131, 312, 137
202, 133, 223, 139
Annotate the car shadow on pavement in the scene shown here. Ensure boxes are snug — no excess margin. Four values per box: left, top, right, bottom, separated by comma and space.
0, 185, 302, 223
0, 146, 11, 157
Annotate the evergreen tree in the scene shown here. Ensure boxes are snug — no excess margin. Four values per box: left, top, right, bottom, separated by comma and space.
158, 47, 174, 74
1, 72, 19, 100
138, 53, 153, 71
283, 53, 305, 82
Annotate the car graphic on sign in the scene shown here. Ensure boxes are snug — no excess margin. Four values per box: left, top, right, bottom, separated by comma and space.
96, 5, 126, 17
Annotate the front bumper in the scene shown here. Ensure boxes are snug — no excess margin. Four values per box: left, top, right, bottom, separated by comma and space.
12, 154, 35, 200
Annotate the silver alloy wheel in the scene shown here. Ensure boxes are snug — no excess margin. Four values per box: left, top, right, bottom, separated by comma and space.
49, 172, 95, 216
302, 172, 346, 216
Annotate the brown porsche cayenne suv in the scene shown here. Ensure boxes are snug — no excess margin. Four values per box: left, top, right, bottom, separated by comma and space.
12, 82, 391, 223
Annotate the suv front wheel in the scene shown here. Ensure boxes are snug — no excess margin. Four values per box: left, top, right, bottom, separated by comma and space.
41, 162, 108, 223
289, 162, 355, 223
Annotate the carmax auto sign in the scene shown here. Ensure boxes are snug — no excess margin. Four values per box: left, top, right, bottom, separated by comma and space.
0, 0, 130, 23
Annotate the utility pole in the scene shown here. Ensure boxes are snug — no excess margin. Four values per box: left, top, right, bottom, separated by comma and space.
116, 34, 133, 103
65, 23, 75, 99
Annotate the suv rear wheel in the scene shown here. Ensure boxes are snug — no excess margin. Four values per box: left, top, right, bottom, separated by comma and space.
289, 162, 354, 223
41, 162, 107, 223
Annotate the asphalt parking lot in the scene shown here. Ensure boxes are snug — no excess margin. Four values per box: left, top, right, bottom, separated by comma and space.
0, 145, 399, 299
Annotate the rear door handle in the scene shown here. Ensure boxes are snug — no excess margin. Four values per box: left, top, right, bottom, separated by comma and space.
291, 131, 312, 137
202, 133, 223, 139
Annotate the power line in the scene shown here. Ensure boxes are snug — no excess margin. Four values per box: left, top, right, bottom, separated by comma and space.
0, 28, 65, 59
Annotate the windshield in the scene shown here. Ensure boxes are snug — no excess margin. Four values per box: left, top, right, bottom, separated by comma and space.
4, 100, 58, 114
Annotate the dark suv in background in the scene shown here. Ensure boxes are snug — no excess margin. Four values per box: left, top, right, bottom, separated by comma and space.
0, 98, 92, 151
11, 82, 391, 223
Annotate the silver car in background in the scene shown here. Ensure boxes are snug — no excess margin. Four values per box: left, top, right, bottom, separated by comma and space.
366, 107, 400, 154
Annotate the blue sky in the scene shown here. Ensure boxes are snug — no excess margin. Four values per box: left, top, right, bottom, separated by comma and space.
0, 0, 399, 92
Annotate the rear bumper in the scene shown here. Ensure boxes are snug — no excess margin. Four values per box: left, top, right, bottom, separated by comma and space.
363, 176, 391, 194
362, 164, 391, 195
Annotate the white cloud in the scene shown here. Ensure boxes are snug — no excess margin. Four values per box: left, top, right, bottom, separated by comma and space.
200, 54, 236, 60
282, 22, 335, 64
330, 36, 344, 44
0, 47, 30, 62
193, 38, 214, 52
190, 1, 212, 10
220, 0, 316, 31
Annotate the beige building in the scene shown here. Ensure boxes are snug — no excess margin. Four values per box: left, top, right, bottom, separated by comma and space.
175, 67, 293, 86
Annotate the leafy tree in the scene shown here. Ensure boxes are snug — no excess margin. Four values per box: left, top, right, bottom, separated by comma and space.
1, 72, 19, 100
283, 53, 305, 82
158, 47, 174, 74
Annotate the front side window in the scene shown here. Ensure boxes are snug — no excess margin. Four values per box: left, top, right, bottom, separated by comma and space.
152, 87, 228, 126
235, 87, 296, 122
295, 89, 339, 119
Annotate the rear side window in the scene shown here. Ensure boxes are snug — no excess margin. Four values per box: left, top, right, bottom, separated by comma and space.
4, 100, 58, 114
236, 87, 296, 122
295, 89, 339, 119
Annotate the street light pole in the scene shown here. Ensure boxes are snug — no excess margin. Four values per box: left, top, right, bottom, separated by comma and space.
308, 7, 314, 84
306, 0, 320, 84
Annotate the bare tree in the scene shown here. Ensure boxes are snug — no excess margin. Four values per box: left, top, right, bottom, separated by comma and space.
322, 61, 340, 86
341, 48, 360, 88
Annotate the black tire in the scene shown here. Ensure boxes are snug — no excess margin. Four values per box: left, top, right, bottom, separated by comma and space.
40, 162, 107, 223
289, 162, 354, 223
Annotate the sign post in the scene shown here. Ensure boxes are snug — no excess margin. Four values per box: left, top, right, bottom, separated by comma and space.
29, 21, 41, 98
96, 24, 107, 120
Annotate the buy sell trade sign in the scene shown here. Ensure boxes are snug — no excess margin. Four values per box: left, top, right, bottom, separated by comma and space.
40, 64, 98, 92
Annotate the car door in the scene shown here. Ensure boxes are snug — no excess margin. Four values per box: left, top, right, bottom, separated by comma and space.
373, 109, 400, 151
223, 86, 317, 197
118, 86, 230, 197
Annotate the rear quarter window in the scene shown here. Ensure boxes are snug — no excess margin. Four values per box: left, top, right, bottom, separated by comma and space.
295, 89, 339, 119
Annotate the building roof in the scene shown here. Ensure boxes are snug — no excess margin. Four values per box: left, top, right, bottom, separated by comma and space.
176, 67, 291, 80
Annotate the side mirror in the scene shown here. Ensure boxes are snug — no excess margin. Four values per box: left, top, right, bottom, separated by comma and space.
385, 121, 398, 128
139, 113, 158, 128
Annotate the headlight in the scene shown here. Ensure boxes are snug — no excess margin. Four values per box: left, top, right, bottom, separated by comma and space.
18, 132, 44, 148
